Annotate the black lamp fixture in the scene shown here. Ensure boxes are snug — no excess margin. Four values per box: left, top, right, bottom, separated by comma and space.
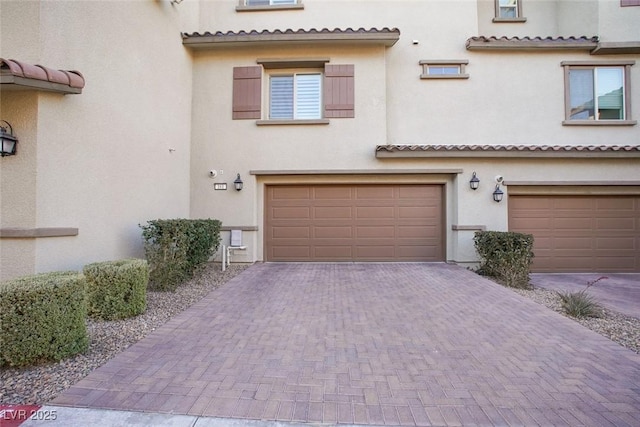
233, 173, 243, 191
469, 171, 480, 190
0, 120, 18, 157
492, 184, 504, 203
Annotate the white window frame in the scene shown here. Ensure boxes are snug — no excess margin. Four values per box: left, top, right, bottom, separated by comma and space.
562, 61, 636, 126
420, 60, 469, 79
237, 0, 303, 11
267, 70, 323, 121
493, 0, 526, 22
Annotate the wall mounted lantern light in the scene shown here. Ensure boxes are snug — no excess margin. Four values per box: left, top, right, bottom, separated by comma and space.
492, 184, 504, 203
469, 171, 480, 190
234, 173, 244, 191
0, 120, 18, 157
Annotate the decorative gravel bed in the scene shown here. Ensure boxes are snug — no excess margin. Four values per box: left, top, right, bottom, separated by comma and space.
0, 263, 248, 405
511, 286, 640, 354
1, 264, 638, 406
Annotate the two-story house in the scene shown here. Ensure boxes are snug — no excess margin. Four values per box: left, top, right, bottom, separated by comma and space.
1, 0, 639, 280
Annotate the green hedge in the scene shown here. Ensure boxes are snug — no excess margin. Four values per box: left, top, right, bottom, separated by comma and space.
84, 259, 149, 320
140, 218, 221, 291
0, 271, 88, 367
473, 231, 534, 288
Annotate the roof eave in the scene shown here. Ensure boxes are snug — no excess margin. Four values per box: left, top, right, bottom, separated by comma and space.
1, 74, 82, 94
182, 29, 401, 50
466, 40, 598, 51
591, 41, 640, 55
375, 145, 640, 159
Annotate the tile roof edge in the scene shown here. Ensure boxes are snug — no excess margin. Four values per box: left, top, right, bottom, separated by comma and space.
1, 58, 85, 91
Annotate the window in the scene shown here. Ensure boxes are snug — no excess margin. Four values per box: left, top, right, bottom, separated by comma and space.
420, 60, 469, 79
493, 0, 525, 22
269, 73, 322, 120
562, 61, 636, 125
237, 0, 303, 11
246, 0, 295, 5
621, 0, 640, 6
232, 63, 354, 122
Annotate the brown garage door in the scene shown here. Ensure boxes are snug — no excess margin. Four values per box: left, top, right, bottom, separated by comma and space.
265, 184, 444, 261
509, 195, 640, 272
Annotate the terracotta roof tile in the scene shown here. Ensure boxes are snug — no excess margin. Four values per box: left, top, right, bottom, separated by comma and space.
466, 35, 599, 51
1, 58, 85, 92
375, 144, 640, 158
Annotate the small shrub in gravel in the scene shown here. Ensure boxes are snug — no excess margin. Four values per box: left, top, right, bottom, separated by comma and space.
0, 272, 88, 367
84, 259, 149, 320
557, 276, 606, 319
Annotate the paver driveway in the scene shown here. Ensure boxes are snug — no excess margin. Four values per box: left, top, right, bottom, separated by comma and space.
54, 263, 640, 426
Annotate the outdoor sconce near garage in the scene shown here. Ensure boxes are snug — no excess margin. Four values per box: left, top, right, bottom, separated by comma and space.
234, 173, 244, 191
0, 120, 18, 157
469, 171, 480, 190
492, 184, 504, 202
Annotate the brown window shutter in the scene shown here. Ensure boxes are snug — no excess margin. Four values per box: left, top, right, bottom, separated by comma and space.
233, 66, 262, 120
324, 64, 354, 118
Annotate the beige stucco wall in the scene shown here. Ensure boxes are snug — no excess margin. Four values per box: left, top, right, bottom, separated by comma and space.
1, 0, 197, 279
188, 0, 640, 265
2, 0, 639, 274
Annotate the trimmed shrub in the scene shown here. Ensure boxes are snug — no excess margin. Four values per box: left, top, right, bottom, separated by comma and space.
84, 259, 149, 320
140, 218, 221, 291
473, 231, 534, 288
0, 271, 88, 367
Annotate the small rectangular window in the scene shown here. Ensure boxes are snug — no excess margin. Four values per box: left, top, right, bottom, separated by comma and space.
246, 0, 296, 5
562, 61, 636, 125
237, 0, 303, 11
420, 60, 469, 79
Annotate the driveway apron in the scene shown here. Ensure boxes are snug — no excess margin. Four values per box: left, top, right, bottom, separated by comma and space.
53, 263, 640, 426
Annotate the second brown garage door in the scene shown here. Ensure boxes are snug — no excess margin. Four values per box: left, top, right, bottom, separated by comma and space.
509, 195, 640, 272
265, 184, 444, 262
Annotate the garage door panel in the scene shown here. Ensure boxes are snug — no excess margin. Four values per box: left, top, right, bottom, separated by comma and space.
272, 207, 311, 219
271, 187, 310, 200
398, 225, 440, 238
272, 227, 310, 239
266, 184, 443, 262
509, 195, 640, 272
272, 246, 311, 259
314, 226, 353, 239
356, 226, 395, 238
314, 246, 353, 258
314, 206, 352, 219
596, 218, 635, 231
356, 206, 395, 219
314, 187, 352, 199
355, 186, 395, 199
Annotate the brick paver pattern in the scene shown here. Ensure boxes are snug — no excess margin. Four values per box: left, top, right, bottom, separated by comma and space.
54, 263, 640, 426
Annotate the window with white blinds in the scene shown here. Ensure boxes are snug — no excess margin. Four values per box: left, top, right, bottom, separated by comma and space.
269, 73, 321, 120
246, 0, 296, 5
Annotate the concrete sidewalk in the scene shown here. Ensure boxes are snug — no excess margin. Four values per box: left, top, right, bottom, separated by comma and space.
49, 263, 640, 426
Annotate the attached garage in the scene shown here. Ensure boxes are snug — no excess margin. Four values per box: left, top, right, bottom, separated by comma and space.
509, 195, 640, 272
265, 184, 444, 262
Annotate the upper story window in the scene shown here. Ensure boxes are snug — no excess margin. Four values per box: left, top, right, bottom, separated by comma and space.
562, 61, 636, 126
270, 72, 322, 120
232, 61, 354, 124
237, 0, 303, 11
493, 0, 526, 22
420, 60, 469, 79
